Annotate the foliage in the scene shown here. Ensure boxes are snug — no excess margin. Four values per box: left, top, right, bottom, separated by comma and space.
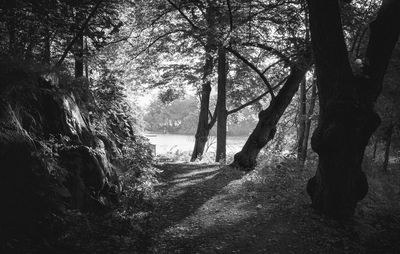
0, 0, 126, 64
144, 96, 199, 134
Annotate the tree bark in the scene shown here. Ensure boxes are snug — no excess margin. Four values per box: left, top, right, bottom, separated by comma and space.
297, 78, 307, 163
306, 0, 400, 217
74, 34, 84, 78
216, 47, 227, 162
190, 46, 215, 161
190, 3, 217, 162
232, 66, 309, 170
383, 123, 393, 171
299, 79, 317, 164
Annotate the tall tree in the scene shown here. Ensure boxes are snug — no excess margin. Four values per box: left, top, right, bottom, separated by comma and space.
229, 0, 312, 169
190, 1, 218, 161
306, 0, 400, 217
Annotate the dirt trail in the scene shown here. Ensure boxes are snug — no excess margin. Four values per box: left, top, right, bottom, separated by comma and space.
142, 162, 400, 254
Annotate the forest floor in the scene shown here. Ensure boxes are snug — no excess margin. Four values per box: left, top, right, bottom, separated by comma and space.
138, 158, 400, 254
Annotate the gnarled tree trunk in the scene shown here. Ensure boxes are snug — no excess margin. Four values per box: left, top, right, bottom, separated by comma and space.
306, 0, 400, 217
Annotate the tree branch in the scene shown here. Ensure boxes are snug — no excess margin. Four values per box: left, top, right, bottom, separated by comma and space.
133, 29, 186, 58
208, 109, 213, 119
166, 0, 199, 30
54, 0, 103, 68
227, 77, 288, 115
227, 91, 268, 115
208, 104, 218, 129
226, 47, 276, 99
262, 59, 285, 74
242, 42, 292, 66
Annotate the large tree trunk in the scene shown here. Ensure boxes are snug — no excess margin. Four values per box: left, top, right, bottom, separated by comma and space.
299, 79, 317, 164
216, 47, 227, 162
297, 78, 307, 163
232, 66, 309, 170
306, 0, 400, 217
382, 123, 393, 172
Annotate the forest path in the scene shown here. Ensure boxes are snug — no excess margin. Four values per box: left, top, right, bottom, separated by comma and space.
141, 162, 397, 254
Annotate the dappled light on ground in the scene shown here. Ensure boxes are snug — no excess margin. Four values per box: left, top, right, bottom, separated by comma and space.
143, 160, 400, 253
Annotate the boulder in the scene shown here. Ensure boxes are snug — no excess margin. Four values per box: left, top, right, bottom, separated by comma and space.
59, 141, 120, 211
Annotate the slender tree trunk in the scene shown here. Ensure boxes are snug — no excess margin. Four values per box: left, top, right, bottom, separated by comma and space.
44, 28, 51, 64
190, 45, 215, 161
232, 66, 309, 170
383, 123, 393, 171
74, 34, 84, 78
55, 0, 103, 69
191, 4, 217, 162
299, 79, 317, 164
85, 37, 89, 78
297, 78, 307, 163
216, 47, 227, 162
306, 0, 400, 217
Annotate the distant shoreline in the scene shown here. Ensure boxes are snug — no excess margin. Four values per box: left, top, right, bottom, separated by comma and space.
142, 132, 250, 138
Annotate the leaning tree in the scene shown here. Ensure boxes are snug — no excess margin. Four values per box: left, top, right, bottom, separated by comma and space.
231, 0, 312, 169
306, 0, 400, 217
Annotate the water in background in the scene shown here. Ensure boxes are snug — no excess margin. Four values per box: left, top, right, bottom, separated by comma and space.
143, 133, 247, 156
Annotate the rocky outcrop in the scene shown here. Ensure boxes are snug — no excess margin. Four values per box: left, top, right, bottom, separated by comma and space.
59, 141, 120, 211
0, 65, 121, 232
0, 99, 37, 231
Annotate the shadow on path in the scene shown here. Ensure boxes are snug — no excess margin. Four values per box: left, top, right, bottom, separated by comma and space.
145, 161, 400, 254
144, 163, 245, 248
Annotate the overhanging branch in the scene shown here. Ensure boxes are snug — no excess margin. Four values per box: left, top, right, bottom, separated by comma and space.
133, 29, 186, 58
227, 76, 288, 115
226, 47, 276, 99
242, 42, 292, 66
